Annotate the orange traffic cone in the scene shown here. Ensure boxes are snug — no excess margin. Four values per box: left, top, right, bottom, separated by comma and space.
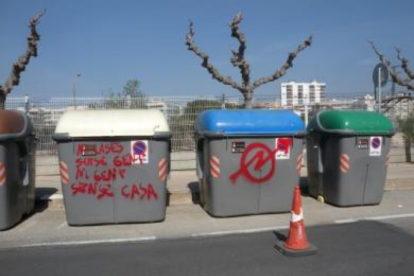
274, 186, 317, 257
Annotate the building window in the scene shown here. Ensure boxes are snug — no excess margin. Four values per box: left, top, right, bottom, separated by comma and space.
286, 85, 293, 105
320, 85, 326, 101
309, 85, 315, 102
298, 85, 303, 104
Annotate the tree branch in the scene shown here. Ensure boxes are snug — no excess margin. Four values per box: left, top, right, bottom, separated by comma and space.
252, 35, 312, 89
0, 10, 46, 98
229, 12, 250, 88
371, 42, 414, 91
396, 48, 414, 80
186, 21, 243, 92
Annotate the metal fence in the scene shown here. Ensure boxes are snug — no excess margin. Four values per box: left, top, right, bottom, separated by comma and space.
5, 92, 414, 155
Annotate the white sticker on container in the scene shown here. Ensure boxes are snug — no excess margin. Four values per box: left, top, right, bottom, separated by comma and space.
275, 138, 292, 160
131, 140, 149, 164
369, 136, 382, 157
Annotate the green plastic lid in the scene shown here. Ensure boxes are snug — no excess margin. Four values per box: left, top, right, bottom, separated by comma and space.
307, 110, 395, 136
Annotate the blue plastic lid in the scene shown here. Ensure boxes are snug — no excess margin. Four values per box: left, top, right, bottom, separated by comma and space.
195, 109, 305, 137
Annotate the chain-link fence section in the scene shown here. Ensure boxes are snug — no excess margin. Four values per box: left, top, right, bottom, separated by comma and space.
5, 92, 414, 156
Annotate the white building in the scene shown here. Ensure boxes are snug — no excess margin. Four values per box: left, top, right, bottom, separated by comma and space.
351, 94, 375, 111
281, 81, 326, 106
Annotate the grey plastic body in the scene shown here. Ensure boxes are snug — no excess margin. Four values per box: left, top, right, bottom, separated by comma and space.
0, 138, 36, 230
56, 138, 169, 226
306, 134, 391, 206
196, 136, 303, 217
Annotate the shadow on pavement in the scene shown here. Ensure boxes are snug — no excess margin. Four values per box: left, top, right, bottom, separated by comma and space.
188, 181, 201, 205
34, 187, 59, 212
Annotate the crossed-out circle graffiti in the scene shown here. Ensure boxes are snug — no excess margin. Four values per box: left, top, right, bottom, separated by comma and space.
229, 142, 276, 184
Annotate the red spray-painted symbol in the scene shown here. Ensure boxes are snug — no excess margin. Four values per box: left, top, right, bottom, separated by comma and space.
229, 143, 276, 184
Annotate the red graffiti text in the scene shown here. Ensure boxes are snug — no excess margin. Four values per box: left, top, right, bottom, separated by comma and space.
76, 156, 108, 168
121, 183, 158, 201
71, 182, 114, 200
77, 143, 124, 156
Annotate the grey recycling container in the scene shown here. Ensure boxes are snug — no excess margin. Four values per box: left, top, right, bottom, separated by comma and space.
0, 110, 36, 230
195, 110, 305, 217
53, 110, 171, 226
306, 110, 395, 206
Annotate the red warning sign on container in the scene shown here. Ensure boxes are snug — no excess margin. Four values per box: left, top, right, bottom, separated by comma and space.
275, 138, 292, 160
131, 140, 149, 164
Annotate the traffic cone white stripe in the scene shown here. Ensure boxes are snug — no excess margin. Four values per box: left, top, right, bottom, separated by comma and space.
291, 208, 304, 223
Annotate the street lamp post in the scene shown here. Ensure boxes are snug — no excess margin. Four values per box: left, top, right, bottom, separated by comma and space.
304, 92, 309, 126
72, 74, 81, 109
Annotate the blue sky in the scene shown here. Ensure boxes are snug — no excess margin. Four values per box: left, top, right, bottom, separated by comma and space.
1, 0, 413, 100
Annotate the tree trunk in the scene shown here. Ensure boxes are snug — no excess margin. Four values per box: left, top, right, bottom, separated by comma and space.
404, 137, 412, 163
0, 93, 5, 110
243, 90, 253, 109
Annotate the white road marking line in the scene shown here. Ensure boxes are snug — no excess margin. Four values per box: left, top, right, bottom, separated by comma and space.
20, 236, 157, 248
334, 218, 358, 224
335, 213, 414, 224
191, 226, 289, 238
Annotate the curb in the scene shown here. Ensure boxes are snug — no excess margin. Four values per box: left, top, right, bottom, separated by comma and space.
384, 178, 414, 191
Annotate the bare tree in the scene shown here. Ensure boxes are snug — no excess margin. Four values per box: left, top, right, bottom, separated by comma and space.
186, 12, 312, 108
372, 42, 414, 162
371, 42, 414, 91
0, 10, 46, 109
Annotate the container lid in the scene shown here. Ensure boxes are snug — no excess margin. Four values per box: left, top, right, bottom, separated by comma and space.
0, 110, 33, 141
307, 110, 395, 136
54, 110, 170, 140
195, 109, 305, 137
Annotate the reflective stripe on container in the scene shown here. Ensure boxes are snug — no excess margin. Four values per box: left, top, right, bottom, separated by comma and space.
385, 153, 390, 168
158, 158, 168, 182
210, 156, 221, 178
296, 153, 303, 174
60, 161, 69, 184
339, 154, 350, 173
0, 163, 5, 186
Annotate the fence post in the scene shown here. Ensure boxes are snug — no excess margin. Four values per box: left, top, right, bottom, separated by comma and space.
127, 94, 131, 108
24, 95, 30, 114
221, 94, 226, 109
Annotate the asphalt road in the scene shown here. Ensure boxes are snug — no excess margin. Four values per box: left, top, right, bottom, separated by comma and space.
1, 218, 414, 276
